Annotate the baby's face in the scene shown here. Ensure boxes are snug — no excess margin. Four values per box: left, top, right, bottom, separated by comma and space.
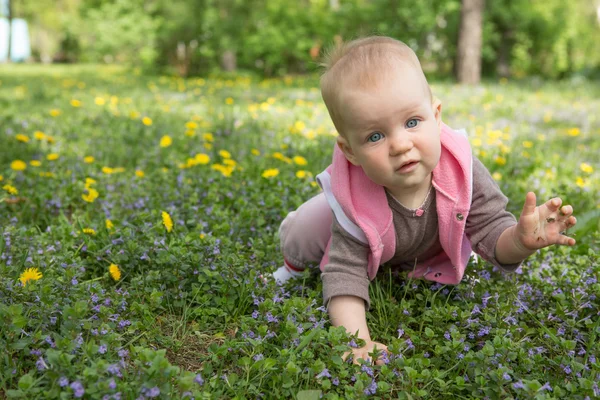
335, 63, 442, 200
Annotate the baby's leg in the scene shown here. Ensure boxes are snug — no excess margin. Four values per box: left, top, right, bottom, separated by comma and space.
274, 192, 332, 282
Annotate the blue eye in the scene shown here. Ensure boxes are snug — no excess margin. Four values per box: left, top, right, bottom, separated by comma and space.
406, 119, 419, 128
368, 132, 383, 142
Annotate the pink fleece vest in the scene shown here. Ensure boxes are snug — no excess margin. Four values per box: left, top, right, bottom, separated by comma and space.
316, 123, 473, 284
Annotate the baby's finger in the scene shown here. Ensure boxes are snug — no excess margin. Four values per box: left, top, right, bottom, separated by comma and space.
558, 234, 576, 246
521, 192, 537, 216
545, 197, 562, 211
354, 353, 370, 365
342, 350, 352, 363
559, 205, 573, 217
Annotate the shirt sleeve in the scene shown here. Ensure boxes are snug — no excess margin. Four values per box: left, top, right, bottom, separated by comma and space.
466, 156, 522, 272
321, 212, 372, 309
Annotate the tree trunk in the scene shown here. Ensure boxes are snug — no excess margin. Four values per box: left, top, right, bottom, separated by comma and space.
496, 29, 511, 78
456, 0, 485, 84
6, 0, 12, 63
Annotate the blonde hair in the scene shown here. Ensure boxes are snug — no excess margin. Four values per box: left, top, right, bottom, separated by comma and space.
320, 36, 432, 136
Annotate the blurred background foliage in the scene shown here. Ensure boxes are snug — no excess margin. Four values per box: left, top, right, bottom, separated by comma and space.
7, 0, 600, 78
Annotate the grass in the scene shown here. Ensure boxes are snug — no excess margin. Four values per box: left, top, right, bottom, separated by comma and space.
0, 64, 599, 399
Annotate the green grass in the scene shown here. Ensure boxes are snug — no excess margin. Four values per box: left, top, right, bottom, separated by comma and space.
0, 65, 599, 399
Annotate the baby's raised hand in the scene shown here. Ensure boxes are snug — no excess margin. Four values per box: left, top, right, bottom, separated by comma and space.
343, 340, 388, 365
515, 192, 577, 251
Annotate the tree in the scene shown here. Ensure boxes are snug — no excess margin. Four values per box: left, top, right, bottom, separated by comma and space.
6, 0, 12, 63
456, 0, 485, 84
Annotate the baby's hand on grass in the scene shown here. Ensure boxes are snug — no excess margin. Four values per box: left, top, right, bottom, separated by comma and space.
343, 340, 388, 365
515, 192, 577, 250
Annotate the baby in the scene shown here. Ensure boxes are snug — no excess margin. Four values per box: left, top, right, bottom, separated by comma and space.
274, 36, 577, 363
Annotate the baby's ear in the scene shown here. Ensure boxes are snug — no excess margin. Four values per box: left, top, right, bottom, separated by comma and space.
432, 97, 442, 127
336, 136, 360, 166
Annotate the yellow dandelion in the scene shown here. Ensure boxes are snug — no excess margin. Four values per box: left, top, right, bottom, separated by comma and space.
225, 97, 234, 105
83, 228, 96, 235
184, 130, 196, 137
294, 121, 306, 131
262, 168, 279, 178
84, 178, 97, 187
203, 133, 214, 142
142, 117, 153, 126
580, 163, 594, 174
82, 188, 99, 203
49, 109, 61, 117
0, 175, 3, 181
70, 99, 82, 107
106, 219, 114, 230
296, 170, 308, 179
223, 159, 236, 167
185, 121, 198, 129
159, 135, 172, 148
29, 160, 41, 167
492, 172, 502, 181
494, 156, 506, 166
211, 164, 233, 177
19, 268, 42, 286
522, 141, 533, 149
162, 211, 174, 232
135, 170, 145, 178
199, 233, 206, 239
47, 153, 60, 161
3, 184, 18, 195
219, 150, 231, 159
34, 131, 46, 140
251, 149, 260, 156
15, 134, 29, 143
102, 167, 114, 174
109, 264, 121, 281
567, 128, 580, 137
575, 177, 588, 188
84, 156, 95, 163
11, 160, 27, 171
203, 143, 213, 150
195, 154, 210, 165
293, 156, 308, 166
130, 111, 141, 119
95, 97, 106, 106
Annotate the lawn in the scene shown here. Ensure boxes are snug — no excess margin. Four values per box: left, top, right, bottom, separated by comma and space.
0, 65, 599, 399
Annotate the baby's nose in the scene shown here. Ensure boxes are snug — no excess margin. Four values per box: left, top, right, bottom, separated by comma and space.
389, 135, 413, 155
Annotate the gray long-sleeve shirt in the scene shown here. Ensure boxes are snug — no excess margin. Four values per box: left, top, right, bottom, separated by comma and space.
322, 157, 520, 309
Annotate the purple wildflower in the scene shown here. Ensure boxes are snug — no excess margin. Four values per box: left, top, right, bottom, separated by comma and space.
540, 382, 552, 391
146, 387, 160, 398
194, 374, 204, 385
512, 381, 525, 389
36, 357, 47, 371
364, 379, 377, 395
70, 381, 85, 398
58, 377, 69, 387
316, 368, 331, 379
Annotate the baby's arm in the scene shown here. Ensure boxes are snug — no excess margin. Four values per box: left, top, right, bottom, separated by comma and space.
328, 296, 388, 364
323, 215, 387, 364
495, 192, 577, 264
